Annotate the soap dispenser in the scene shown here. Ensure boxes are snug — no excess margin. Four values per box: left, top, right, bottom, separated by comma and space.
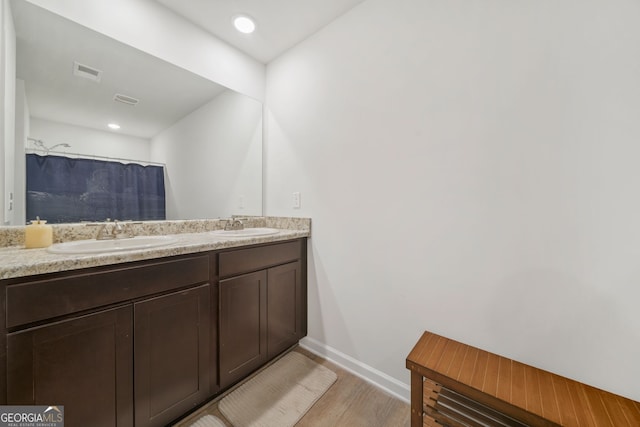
25, 216, 53, 248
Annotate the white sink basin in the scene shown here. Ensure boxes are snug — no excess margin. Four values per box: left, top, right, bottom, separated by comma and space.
210, 227, 280, 238
47, 235, 178, 254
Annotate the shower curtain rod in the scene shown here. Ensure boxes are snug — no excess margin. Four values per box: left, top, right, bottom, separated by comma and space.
25, 148, 166, 167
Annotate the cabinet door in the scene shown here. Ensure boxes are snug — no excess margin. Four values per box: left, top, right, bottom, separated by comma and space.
267, 261, 303, 358
219, 270, 267, 388
134, 284, 210, 427
7, 306, 133, 427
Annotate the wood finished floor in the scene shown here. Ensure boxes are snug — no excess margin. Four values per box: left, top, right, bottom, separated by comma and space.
173, 347, 410, 427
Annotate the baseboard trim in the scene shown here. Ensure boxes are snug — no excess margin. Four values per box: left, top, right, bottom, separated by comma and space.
299, 336, 410, 403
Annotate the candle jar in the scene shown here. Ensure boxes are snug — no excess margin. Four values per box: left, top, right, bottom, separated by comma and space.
25, 218, 53, 249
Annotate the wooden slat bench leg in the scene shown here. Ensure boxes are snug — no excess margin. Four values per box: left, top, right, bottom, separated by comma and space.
411, 371, 424, 427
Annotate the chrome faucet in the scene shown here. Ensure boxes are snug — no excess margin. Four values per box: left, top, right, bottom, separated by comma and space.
223, 218, 245, 231
87, 219, 141, 240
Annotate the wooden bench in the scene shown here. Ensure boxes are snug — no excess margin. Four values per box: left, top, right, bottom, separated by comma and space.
406, 331, 640, 426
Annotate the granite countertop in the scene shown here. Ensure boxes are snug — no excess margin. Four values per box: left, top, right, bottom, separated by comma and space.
0, 217, 310, 280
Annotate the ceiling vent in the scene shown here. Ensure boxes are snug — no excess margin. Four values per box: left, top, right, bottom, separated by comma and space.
113, 93, 139, 106
73, 61, 102, 82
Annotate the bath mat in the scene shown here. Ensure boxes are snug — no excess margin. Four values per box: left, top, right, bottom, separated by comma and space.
188, 414, 226, 427
218, 351, 337, 427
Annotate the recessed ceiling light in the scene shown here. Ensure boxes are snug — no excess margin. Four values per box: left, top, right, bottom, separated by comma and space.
233, 15, 256, 34
108, 123, 121, 130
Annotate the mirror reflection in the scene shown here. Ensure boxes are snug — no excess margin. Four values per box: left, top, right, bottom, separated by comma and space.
7, 0, 263, 225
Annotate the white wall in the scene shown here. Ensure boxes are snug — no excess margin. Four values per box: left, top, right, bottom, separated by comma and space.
13, 78, 27, 223
29, 117, 151, 161
1, 0, 6, 224
151, 90, 262, 219
24, 0, 265, 101
265, 0, 640, 401
1, 0, 16, 224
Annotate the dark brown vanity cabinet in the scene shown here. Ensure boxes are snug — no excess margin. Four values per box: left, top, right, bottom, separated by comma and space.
219, 270, 267, 387
218, 240, 306, 388
1, 238, 307, 426
7, 306, 134, 427
3, 254, 212, 427
134, 284, 211, 427
266, 261, 303, 358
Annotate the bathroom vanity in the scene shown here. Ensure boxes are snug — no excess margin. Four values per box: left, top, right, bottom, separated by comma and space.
0, 218, 309, 427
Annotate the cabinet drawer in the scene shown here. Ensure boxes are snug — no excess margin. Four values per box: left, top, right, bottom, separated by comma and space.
6, 255, 209, 329
219, 240, 302, 278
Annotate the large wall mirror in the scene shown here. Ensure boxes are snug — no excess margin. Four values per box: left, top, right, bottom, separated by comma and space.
6, 0, 263, 225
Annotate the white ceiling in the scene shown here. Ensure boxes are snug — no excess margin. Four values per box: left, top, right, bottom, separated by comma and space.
12, 0, 227, 139
154, 0, 367, 64
11, 0, 367, 140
